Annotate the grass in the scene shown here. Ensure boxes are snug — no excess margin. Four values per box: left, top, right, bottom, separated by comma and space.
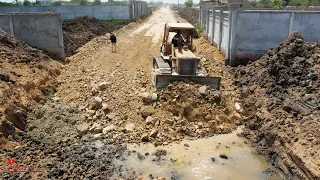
101, 20, 132, 26
194, 22, 206, 37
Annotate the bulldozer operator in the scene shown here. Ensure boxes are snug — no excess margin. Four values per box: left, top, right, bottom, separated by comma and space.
171, 30, 201, 75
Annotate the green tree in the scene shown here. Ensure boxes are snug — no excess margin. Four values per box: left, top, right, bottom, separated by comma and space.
288, 0, 309, 6
256, 0, 272, 7
0, 2, 15, 6
272, 0, 283, 9
51, 1, 62, 5
92, 0, 101, 5
310, 0, 320, 5
185, 0, 193, 7
79, 0, 87, 5
23, 0, 31, 5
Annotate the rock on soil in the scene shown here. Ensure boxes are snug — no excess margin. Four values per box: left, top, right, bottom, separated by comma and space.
235, 32, 320, 179
63, 16, 128, 57
0, 29, 61, 145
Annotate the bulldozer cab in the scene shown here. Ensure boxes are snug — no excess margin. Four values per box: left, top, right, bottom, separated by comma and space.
161, 23, 195, 57
152, 22, 221, 90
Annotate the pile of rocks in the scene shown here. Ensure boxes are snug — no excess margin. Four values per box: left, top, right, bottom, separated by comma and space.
235, 32, 320, 179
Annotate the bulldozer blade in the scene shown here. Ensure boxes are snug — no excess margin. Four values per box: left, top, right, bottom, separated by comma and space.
155, 74, 221, 90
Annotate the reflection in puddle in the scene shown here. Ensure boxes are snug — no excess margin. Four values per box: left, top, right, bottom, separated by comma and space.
111, 127, 282, 179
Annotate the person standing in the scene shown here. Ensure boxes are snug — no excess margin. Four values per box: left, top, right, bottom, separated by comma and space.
110, 32, 117, 53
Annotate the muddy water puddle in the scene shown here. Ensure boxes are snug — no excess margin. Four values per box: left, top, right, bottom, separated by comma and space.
110, 127, 282, 179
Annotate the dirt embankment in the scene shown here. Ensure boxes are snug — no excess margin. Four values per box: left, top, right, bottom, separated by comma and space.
235, 32, 320, 179
0, 29, 62, 147
63, 16, 128, 57
172, 7, 199, 26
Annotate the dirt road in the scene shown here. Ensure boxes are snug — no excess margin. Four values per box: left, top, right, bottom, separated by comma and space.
55, 8, 239, 146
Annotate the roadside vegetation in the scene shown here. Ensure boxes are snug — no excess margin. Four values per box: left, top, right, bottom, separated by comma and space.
0, 0, 128, 6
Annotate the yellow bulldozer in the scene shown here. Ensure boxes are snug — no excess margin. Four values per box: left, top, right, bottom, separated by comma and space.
152, 22, 221, 89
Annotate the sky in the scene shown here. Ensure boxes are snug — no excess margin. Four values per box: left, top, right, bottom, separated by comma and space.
1, 0, 201, 4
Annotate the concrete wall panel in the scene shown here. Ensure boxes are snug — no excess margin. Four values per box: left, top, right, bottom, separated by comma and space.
56, 6, 74, 13
20, 7, 38, 12
74, 6, 93, 14
202, 7, 320, 66
235, 12, 291, 52
94, 6, 112, 13
293, 12, 320, 41
0, 2, 148, 20
0, 15, 11, 33
0, 7, 21, 13
37, 6, 56, 12
0, 13, 65, 60
61, 13, 75, 20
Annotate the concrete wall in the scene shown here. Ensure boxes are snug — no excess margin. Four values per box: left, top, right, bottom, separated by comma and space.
0, 13, 65, 60
203, 7, 320, 66
132, 1, 148, 19
0, 3, 149, 20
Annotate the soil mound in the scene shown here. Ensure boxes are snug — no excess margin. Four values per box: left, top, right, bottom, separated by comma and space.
235, 32, 320, 179
63, 16, 126, 57
0, 29, 51, 63
0, 29, 61, 145
175, 8, 199, 25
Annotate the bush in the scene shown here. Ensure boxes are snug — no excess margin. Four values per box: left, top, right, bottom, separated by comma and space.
92, 0, 101, 5
79, 0, 88, 5
272, 0, 284, 9
23, 0, 31, 6
195, 22, 206, 37
51, 1, 62, 5
185, 0, 193, 8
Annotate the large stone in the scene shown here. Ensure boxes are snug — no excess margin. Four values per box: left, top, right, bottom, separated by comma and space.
140, 107, 154, 118
151, 93, 158, 101
102, 125, 115, 134
125, 123, 135, 132
102, 103, 111, 114
91, 87, 99, 96
93, 133, 102, 139
90, 97, 103, 110
199, 86, 209, 95
139, 92, 152, 103
145, 116, 157, 125
107, 112, 117, 120
77, 123, 89, 135
90, 123, 103, 134
141, 134, 149, 142
149, 129, 158, 138
98, 82, 111, 91
231, 113, 242, 121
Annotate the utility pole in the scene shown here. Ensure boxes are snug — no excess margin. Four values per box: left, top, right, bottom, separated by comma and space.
178, 0, 179, 12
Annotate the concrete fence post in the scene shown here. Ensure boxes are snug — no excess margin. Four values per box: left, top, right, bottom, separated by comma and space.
289, 12, 294, 35
206, 8, 209, 40
218, 8, 223, 50
211, 9, 215, 45
8, 14, 14, 36
227, 6, 238, 66
199, 6, 202, 25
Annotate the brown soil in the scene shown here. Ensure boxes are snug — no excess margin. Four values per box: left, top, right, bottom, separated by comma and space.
0, 29, 61, 146
63, 16, 128, 57
235, 32, 320, 179
3, 8, 318, 180
55, 9, 239, 147
173, 7, 199, 26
